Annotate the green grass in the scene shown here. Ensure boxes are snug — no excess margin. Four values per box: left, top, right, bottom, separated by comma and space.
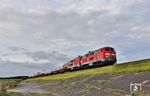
0, 92, 22, 96
0, 92, 53, 96
30, 93, 53, 96
0, 79, 21, 84
0, 79, 22, 95
25, 59, 150, 81
0, 79, 21, 89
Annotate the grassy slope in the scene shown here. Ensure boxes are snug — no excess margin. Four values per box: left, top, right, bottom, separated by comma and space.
0, 79, 22, 96
26, 59, 150, 81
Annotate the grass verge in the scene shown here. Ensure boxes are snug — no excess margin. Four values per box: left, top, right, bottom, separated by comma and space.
25, 59, 150, 82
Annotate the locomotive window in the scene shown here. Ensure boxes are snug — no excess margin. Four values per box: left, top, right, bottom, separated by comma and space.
90, 52, 94, 55
105, 48, 110, 51
100, 49, 102, 52
110, 48, 114, 51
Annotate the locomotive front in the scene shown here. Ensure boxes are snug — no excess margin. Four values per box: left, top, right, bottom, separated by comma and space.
103, 47, 117, 65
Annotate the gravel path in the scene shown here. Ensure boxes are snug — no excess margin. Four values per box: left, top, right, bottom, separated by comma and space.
106, 72, 150, 93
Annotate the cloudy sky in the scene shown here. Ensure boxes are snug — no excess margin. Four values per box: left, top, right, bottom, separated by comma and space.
0, 0, 150, 77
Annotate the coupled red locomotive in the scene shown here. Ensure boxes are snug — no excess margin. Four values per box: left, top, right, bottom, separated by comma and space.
33, 47, 117, 77
63, 47, 116, 71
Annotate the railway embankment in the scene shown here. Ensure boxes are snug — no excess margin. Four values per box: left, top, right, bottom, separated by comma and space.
7, 59, 150, 96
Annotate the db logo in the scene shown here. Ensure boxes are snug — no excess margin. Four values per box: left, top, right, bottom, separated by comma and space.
130, 83, 142, 92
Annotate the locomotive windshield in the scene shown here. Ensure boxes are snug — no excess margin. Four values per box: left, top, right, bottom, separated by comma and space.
105, 47, 114, 52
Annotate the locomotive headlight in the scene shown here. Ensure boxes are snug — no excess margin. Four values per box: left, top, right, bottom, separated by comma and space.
112, 54, 116, 56
105, 53, 110, 55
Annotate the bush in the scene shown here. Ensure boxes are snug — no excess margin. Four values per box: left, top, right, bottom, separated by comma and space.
0, 83, 7, 93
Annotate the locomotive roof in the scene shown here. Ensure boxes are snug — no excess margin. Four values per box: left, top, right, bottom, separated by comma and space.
82, 47, 114, 57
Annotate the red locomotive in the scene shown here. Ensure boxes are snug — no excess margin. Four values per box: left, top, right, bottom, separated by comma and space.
33, 47, 117, 77
63, 47, 116, 72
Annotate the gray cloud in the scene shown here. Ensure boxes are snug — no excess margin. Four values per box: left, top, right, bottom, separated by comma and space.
24, 51, 69, 64
0, 58, 60, 77
7, 46, 26, 51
